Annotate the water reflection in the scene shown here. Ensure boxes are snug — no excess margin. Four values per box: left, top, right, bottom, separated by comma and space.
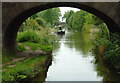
33, 31, 120, 82
45, 31, 102, 81
65, 31, 93, 56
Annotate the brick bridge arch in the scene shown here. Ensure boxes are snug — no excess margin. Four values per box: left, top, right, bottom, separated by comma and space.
2, 2, 120, 55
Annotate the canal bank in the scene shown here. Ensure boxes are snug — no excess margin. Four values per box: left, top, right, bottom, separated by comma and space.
1, 27, 56, 82
1, 50, 52, 82
93, 32, 120, 78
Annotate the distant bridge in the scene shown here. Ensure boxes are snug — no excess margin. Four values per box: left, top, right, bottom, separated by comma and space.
60, 22, 66, 25
58, 22, 66, 27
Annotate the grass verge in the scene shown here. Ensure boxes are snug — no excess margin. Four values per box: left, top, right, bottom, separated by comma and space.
2, 54, 52, 82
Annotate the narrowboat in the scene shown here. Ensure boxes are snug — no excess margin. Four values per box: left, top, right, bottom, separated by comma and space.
57, 27, 65, 34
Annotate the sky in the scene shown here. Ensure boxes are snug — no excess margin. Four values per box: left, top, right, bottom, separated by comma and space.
59, 7, 80, 22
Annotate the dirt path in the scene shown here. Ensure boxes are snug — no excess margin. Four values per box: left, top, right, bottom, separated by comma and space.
0, 57, 26, 72
0, 43, 48, 72
0, 57, 26, 67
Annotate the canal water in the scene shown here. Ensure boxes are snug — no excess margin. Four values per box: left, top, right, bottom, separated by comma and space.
33, 31, 120, 82
45, 31, 102, 81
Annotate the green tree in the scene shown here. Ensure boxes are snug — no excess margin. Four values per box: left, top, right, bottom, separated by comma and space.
19, 18, 43, 32
64, 9, 105, 31
67, 15, 74, 30
62, 10, 74, 24
38, 8, 61, 27
19, 7, 61, 32
92, 15, 103, 26
54, 21, 61, 26
35, 17, 45, 27
71, 10, 87, 31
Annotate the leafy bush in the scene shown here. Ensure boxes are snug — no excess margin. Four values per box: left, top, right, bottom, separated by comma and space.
103, 46, 120, 72
35, 18, 45, 27
97, 23, 110, 39
94, 38, 110, 47
17, 30, 40, 43
26, 18, 42, 30
93, 23, 110, 53
54, 21, 60, 26
19, 18, 43, 32
103, 33, 120, 73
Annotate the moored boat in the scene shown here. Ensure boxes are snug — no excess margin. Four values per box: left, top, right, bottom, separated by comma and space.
57, 26, 65, 34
